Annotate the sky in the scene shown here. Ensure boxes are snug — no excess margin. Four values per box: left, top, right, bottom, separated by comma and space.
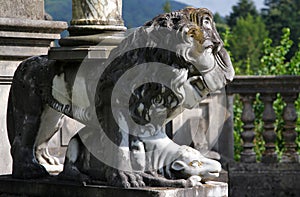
175, 0, 266, 16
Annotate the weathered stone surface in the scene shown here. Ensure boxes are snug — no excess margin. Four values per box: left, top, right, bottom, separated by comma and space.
49, 46, 118, 60
228, 162, 300, 197
0, 176, 228, 197
0, 17, 67, 175
0, 18, 68, 34
0, 0, 44, 20
0, 18, 67, 60
226, 75, 300, 94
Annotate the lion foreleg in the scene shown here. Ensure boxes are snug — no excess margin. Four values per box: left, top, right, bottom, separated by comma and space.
59, 133, 90, 182
8, 90, 49, 178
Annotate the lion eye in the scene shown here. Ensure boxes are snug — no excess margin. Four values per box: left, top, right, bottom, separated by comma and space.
153, 94, 163, 105
189, 160, 203, 167
202, 17, 212, 29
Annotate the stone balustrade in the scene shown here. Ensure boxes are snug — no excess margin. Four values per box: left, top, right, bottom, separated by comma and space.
226, 75, 300, 163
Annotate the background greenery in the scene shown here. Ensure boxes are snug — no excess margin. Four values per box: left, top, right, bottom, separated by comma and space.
45, 0, 300, 160
220, 0, 300, 161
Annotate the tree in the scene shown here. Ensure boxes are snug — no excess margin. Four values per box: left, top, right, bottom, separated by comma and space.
214, 12, 229, 38
229, 14, 268, 74
262, 0, 300, 59
163, 0, 171, 13
226, 0, 258, 28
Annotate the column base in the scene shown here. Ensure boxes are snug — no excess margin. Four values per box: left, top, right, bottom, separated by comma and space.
68, 25, 126, 36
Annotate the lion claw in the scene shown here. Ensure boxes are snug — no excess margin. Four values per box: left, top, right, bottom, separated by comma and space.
186, 175, 202, 187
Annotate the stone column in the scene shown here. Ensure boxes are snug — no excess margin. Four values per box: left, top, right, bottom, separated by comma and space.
50, 0, 126, 61
0, 0, 67, 175
68, 0, 126, 36
72, 0, 123, 23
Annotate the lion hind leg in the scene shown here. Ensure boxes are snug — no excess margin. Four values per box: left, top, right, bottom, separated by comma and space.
58, 133, 90, 182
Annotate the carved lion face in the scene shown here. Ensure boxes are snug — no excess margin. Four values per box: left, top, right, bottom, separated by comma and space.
184, 8, 235, 92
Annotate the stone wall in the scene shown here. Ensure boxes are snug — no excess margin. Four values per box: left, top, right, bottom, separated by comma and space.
229, 163, 300, 197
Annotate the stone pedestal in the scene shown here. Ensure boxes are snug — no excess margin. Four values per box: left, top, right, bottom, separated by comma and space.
0, 175, 228, 197
0, 2, 67, 175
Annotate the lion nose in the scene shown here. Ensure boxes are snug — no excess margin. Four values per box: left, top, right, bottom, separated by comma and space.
212, 42, 221, 54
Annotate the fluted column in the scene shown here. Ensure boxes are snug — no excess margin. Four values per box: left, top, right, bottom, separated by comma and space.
69, 0, 126, 36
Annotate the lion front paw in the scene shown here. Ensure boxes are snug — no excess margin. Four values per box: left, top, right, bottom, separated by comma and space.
106, 169, 145, 188
58, 164, 90, 183
11, 144, 49, 179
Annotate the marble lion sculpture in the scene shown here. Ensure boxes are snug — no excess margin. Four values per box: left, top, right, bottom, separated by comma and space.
7, 7, 234, 188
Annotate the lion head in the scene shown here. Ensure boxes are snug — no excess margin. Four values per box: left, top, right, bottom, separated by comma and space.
95, 7, 234, 136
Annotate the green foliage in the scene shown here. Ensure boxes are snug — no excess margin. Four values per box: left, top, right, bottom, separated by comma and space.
229, 14, 268, 74
232, 95, 243, 161
262, 0, 300, 59
232, 28, 300, 161
260, 28, 293, 75
226, 0, 258, 28
214, 13, 229, 38
163, 0, 172, 13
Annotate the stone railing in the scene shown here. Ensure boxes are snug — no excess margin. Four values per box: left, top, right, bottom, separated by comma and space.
226, 75, 300, 163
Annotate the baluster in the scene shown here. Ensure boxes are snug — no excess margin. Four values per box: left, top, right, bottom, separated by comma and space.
240, 94, 256, 163
281, 93, 299, 163
260, 93, 277, 163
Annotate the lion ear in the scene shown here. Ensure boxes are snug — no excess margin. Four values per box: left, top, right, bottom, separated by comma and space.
171, 160, 186, 171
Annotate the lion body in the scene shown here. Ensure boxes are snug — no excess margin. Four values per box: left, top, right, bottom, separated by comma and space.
7, 7, 234, 187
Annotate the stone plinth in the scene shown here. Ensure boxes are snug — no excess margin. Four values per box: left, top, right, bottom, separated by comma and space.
228, 163, 300, 197
0, 18, 67, 61
0, 175, 228, 197
0, 17, 67, 175
49, 31, 125, 60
